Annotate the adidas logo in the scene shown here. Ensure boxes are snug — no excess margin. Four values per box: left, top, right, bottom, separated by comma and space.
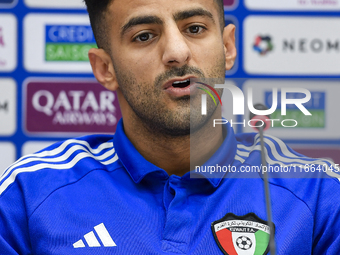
73, 223, 117, 248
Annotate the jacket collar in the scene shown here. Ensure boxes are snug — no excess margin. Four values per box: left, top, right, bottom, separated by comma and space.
114, 119, 237, 187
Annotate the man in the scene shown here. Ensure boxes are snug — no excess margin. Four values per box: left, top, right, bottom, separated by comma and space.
0, 0, 339, 254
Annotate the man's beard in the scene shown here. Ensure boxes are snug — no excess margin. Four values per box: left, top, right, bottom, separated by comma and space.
113, 59, 226, 137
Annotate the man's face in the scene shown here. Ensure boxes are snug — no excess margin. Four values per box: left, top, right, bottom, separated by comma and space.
106, 0, 227, 135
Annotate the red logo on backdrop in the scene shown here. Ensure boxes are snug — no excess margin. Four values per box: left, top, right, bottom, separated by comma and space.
223, 0, 237, 8
25, 80, 122, 135
0, 27, 5, 47
0, 27, 6, 66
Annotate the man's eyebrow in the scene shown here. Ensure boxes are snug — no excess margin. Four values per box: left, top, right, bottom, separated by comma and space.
121, 16, 163, 37
173, 8, 215, 23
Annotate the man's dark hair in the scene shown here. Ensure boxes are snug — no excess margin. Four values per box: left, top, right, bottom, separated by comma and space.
84, 0, 225, 52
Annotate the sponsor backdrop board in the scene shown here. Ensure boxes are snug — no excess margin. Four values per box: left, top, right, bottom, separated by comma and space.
24, 0, 85, 9
0, 14, 17, 72
0, 142, 15, 175
244, 17, 340, 75
245, 0, 340, 11
0, 78, 17, 136
0, 1, 339, 170
22, 141, 55, 156
24, 14, 94, 73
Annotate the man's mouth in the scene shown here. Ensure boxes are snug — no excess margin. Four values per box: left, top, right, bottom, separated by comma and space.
162, 76, 200, 98
172, 79, 191, 88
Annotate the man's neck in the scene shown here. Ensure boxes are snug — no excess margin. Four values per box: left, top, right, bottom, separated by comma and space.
122, 109, 224, 177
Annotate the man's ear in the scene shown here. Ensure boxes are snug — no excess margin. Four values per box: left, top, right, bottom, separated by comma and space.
88, 48, 118, 91
222, 24, 237, 71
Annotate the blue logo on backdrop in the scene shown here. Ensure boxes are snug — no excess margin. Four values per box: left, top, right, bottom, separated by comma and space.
0, 0, 15, 3
45, 25, 96, 62
45, 25, 96, 43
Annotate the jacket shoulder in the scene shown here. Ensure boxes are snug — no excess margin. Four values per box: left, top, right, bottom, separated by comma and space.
0, 134, 120, 216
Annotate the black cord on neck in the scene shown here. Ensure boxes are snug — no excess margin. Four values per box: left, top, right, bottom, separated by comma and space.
258, 125, 276, 255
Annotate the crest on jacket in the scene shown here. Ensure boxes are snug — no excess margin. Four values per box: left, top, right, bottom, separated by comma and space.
211, 213, 274, 255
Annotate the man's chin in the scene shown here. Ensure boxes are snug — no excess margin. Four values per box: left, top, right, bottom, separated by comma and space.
190, 114, 214, 134
189, 102, 220, 133
132, 98, 217, 137
142, 118, 191, 137
157, 115, 213, 137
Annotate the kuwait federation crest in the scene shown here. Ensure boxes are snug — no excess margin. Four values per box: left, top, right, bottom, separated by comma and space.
211, 213, 274, 255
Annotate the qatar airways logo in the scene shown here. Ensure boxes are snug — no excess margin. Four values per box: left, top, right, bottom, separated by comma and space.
25, 80, 122, 135
200, 83, 312, 128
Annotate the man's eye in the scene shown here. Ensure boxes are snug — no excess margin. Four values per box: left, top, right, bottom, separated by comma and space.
187, 25, 205, 34
134, 33, 154, 42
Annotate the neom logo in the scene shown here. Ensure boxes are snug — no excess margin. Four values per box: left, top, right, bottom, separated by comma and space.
283, 38, 340, 53
253, 35, 340, 55
45, 25, 96, 62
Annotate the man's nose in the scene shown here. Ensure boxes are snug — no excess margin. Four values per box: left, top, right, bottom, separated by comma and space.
161, 26, 192, 68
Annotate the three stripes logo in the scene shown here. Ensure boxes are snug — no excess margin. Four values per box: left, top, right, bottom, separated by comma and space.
73, 223, 117, 248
